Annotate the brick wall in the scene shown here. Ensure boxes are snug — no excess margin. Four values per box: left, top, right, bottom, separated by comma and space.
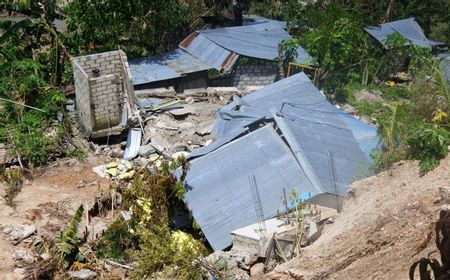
233, 64, 279, 88
90, 74, 121, 130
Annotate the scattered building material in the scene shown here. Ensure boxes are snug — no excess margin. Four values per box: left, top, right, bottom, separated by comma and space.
183, 73, 379, 250
123, 128, 142, 160
72, 50, 136, 139
364, 18, 444, 49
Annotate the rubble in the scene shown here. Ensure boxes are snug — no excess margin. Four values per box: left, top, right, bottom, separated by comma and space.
2, 224, 36, 245
67, 269, 97, 280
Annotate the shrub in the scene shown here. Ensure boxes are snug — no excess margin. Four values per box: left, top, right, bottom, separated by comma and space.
408, 122, 449, 173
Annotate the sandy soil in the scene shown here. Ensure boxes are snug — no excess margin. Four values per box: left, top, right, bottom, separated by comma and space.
257, 155, 450, 280
0, 156, 111, 279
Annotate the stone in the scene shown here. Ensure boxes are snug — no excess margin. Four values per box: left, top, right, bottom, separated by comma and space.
440, 187, 450, 204
341, 104, 357, 114
196, 121, 215, 136
172, 142, 187, 152
150, 134, 170, 151
355, 89, 385, 104
13, 268, 27, 280
244, 254, 258, 267
138, 144, 155, 157
178, 122, 196, 136
67, 269, 97, 280
3, 224, 36, 244
13, 249, 36, 265
250, 263, 265, 276
40, 252, 51, 261
227, 268, 250, 280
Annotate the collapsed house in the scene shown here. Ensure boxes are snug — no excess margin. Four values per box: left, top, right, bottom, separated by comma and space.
129, 16, 312, 92
364, 18, 444, 49
72, 50, 136, 138
182, 73, 379, 250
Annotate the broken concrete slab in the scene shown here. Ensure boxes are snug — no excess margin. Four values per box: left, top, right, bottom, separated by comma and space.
138, 144, 155, 157
196, 120, 215, 136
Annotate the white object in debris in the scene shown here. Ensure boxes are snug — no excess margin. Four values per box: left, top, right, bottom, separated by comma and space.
121, 210, 132, 221
123, 128, 142, 160
172, 151, 189, 159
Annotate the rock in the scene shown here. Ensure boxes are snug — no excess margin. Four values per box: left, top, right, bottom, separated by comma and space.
196, 121, 215, 136
13, 268, 27, 280
67, 269, 97, 280
178, 122, 196, 136
151, 134, 170, 151
250, 263, 265, 276
244, 254, 258, 267
227, 268, 250, 280
355, 89, 385, 104
169, 107, 192, 117
341, 104, 357, 114
185, 97, 195, 104
110, 149, 124, 158
3, 224, 36, 244
440, 187, 450, 204
40, 252, 51, 261
13, 249, 36, 265
172, 142, 187, 152
139, 144, 155, 157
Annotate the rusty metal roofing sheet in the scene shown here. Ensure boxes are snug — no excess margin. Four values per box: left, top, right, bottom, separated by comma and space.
128, 48, 212, 85
180, 32, 239, 71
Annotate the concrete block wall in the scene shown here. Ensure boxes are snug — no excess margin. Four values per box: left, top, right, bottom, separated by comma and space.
233, 63, 279, 88
72, 50, 134, 136
90, 74, 121, 130
73, 62, 93, 134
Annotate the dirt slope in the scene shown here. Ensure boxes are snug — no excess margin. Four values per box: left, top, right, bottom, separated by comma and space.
0, 157, 111, 279
260, 156, 450, 280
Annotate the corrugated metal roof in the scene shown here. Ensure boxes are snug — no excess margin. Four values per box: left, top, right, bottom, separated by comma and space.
180, 33, 239, 71
184, 125, 317, 250
180, 20, 312, 71
439, 53, 450, 83
128, 48, 212, 85
185, 72, 379, 250
364, 18, 443, 49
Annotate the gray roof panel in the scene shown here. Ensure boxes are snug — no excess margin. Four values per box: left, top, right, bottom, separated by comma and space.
129, 48, 212, 85
364, 18, 443, 49
184, 125, 317, 250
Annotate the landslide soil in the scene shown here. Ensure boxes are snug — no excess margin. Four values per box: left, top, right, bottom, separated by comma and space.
0, 156, 111, 279
258, 156, 450, 280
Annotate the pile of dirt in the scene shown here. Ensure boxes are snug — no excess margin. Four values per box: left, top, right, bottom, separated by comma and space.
258, 155, 450, 280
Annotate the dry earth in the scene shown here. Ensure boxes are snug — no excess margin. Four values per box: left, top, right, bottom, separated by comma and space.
0, 156, 111, 279
257, 155, 450, 280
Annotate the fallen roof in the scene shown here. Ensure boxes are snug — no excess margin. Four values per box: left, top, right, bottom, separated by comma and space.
184, 73, 379, 250
184, 125, 318, 250
180, 21, 312, 71
364, 18, 444, 49
128, 48, 212, 86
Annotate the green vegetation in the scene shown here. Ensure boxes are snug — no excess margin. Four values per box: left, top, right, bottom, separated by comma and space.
93, 157, 207, 279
